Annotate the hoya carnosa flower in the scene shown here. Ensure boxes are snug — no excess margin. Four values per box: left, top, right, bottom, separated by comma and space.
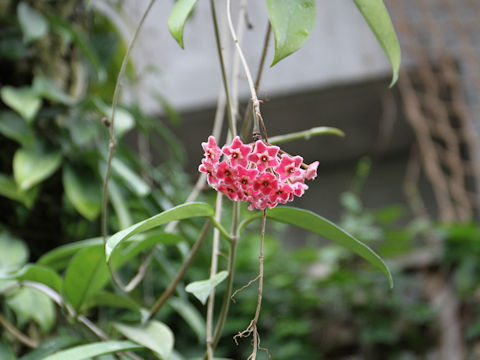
199, 136, 319, 210
247, 140, 279, 172
222, 137, 252, 167
202, 136, 222, 163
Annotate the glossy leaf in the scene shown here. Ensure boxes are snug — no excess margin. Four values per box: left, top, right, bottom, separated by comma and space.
114, 321, 174, 360
19, 336, 81, 360
0, 232, 29, 274
38, 238, 103, 270
109, 180, 133, 229
1, 86, 42, 123
13, 147, 61, 191
240, 207, 393, 287
63, 247, 110, 311
0, 173, 38, 208
0, 111, 34, 147
185, 271, 228, 305
105, 202, 214, 261
43, 341, 142, 360
1, 264, 62, 293
7, 287, 56, 332
17, 2, 48, 43
354, 0, 401, 86
169, 297, 205, 340
266, 0, 316, 66
63, 164, 101, 220
168, 0, 198, 49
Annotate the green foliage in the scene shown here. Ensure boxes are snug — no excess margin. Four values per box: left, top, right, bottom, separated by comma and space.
185, 270, 228, 305
353, 0, 401, 86
168, 0, 199, 49
114, 321, 174, 360
63, 247, 110, 312
266, 0, 316, 66
241, 206, 393, 287
42, 341, 143, 360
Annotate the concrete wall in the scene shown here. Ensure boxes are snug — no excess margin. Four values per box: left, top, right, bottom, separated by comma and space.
111, 0, 393, 113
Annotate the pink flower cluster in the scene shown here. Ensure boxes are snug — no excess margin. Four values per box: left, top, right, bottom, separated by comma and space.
199, 136, 319, 210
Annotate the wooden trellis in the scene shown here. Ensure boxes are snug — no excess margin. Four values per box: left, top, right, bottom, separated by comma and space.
388, 0, 480, 221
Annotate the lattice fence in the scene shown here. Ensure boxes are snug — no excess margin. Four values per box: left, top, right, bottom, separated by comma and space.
388, 0, 480, 221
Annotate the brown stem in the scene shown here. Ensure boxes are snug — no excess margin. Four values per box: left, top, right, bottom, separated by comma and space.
148, 221, 211, 319
0, 313, 38, 349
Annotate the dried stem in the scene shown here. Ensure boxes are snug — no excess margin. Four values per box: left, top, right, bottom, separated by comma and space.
0, 312, 38, 349
148, 221, 211, 320
241, 23, 271, 142
101, 0, 156, 291
233, 210, 267, 359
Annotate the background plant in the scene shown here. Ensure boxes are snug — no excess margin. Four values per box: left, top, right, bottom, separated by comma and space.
3, 1, 474, 360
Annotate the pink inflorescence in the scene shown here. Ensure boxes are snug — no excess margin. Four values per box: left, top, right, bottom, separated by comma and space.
199, 136, 319, 210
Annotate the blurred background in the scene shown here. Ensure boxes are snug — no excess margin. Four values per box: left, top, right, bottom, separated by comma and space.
0, 0, 479, 359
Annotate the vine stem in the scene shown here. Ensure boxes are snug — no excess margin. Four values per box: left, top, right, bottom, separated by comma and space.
101, 0, 156, 290
240, 22, 271, 142
148, 221, 211, 320
233, 210, 267, 359
226, 0, 265, 141
0, 313, 38, 348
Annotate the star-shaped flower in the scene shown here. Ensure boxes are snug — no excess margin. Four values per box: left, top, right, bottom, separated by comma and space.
247, 141, 279, 172
274, 154, 303, 181
202, 136, 221, 163
222, 136, 252, 167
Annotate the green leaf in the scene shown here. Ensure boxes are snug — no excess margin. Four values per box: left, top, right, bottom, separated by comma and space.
32, 76, 75, 105
17, 2, 48, 43
266, 0, 316, 66
1, 264, 62, 293
63, 247, 110, 311
0, 173, 38, 208
1, 86, 42, 123
185, 271, 228, 305
240, 207, 393, 287
20, 336, 81, 360
7, 287, 56, 332
109, 180, 133, 229
168, 0, 198, 49
13, 147, 61, 191
43, 341, 142, 360
114, 321, 174, 360
63, 164, 101, 221
353, 0, 401, 86
0, 341, 16, 360
112, 158, 150, 197
0, 232, 29, 274
105, 202, 214, 261
38, 238, 103, 270
0, 111, 34, 147
88, 292, 144, 314
169, 297, 205, 340
111, 232, 184, 269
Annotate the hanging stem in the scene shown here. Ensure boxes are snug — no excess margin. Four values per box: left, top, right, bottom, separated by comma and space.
241, 22, 272, 142
233, 210, 267, 359
226, 0, 267, 141
210, 0, 236, 137
101, 0, 156, 290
